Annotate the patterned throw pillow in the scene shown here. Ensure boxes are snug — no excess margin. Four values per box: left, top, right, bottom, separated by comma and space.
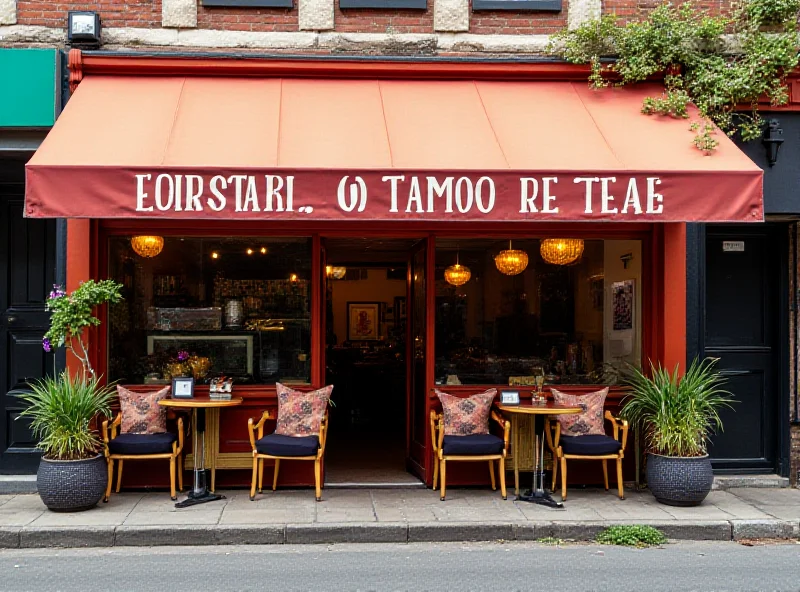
118, 385, 170, 435
436, 388, 497, 436
275, 383, 333, 437
551, 387, 609, 437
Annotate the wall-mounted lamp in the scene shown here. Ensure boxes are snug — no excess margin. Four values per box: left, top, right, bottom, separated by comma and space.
762, 119, 784, 167
67, 11, 101, 47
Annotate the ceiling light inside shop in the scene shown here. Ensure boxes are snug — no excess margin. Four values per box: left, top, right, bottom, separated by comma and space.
494, 241, 528, 276
260, 247, 267, 254
211, 251, 219, 260
247, 248, 254, 255
540, 239, 584, 266
130, 236, 164, 258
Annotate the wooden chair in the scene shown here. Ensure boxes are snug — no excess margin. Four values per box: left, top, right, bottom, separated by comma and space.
430, 409, 510, 501
101, 414, 184, 501
546, 410, 629, 501
247, 410, 329, 502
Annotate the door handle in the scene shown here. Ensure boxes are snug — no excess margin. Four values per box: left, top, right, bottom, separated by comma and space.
5, 316, 16, 324
719, 370, 749, 376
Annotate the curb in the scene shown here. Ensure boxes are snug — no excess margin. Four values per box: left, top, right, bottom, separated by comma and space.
1, 519, 797, 548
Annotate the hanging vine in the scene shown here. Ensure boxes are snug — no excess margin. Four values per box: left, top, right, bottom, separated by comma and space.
548, 0, 800, 152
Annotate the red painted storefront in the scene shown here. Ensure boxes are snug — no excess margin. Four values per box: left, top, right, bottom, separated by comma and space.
27, 51, 761, 491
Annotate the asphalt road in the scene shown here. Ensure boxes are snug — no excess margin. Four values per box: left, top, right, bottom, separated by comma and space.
1, 541, 799, 592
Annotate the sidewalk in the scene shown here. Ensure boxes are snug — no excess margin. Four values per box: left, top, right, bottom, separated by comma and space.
1, 486, 799, 548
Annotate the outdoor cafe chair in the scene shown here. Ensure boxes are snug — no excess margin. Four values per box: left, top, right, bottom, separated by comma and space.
545, 395, 629, 501
430, 398, 510, 501
101, 387, 185, 502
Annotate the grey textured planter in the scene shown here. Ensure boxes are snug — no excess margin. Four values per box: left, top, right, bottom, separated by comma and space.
37, 455, 107, 512
647, 453, 713, 507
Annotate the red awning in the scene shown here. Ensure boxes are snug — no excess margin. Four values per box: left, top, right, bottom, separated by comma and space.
25, 75, 763, 222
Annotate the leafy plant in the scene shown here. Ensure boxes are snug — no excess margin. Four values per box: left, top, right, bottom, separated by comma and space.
596, 525, 667, 547
548, 0, 800, 151
536, 536, 565, 546
43, 280, 124, 378
621, 358, 734, 457
15, 371, 115, 461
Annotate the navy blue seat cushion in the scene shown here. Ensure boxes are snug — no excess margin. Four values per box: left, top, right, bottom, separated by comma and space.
560, 434, 621, 456
256, 433, 320, 457
108, 432, 176, 455
442, 434, 504, 456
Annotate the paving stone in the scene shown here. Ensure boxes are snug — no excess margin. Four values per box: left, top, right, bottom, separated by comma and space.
408, 522, 514, 542
731, 488, 800, 506
123, 510, 221, 526
516, 505, 604, 522
754, 505, 800, 520
372, 506, 439, 522
0, 527, 20, 548
0, 495, 46, 512
213, 525, 285, 545
115, 525, 218, 546
731, 519, 800, 540
0, 510, 46, 527
29, 511, 129, 527
20, 526, 115, 548
220, 508, 314, 525
132, 496, 227, 512
286, 522, 407, 544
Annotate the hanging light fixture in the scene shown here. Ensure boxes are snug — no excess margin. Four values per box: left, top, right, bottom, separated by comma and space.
326, 266, 347, 280
494, 240, 529, 276
130, 236, 164, 258
444, 248, 471, 286
540, 238, 584, 266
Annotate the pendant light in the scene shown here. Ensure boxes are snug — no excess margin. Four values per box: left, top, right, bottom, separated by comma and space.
326, 266, 347, 280
444, 248, 471, 286
130, 236, 164, 258
540, 238, 584, 266
494, 240, 529, 276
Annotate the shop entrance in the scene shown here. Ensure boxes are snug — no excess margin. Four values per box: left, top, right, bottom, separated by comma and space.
322, 238, 425, 486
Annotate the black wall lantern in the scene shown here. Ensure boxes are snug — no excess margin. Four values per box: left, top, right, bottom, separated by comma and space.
67, 11, 102, 47
762, 118, 784, 167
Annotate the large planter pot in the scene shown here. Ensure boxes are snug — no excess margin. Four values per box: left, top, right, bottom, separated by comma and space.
646, 453, 713, 507
37, 454, 107, 512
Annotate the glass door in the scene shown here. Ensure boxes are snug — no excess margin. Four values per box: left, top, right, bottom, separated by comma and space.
406, 239, 428, 478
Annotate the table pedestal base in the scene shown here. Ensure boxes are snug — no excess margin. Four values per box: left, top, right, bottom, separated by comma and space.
517, 487, 564, 508
175, 491, 225, 508
175, 408, 226, 509
515, 414, 564, 509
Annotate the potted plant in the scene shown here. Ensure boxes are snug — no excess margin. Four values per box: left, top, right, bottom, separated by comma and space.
15, 280, 123, 512
621, 358, 734, 507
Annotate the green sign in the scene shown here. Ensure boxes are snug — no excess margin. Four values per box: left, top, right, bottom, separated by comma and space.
0, 49, 58, 128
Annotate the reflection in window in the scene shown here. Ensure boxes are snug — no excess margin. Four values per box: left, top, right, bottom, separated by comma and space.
434, 239, 641, 386
108, 236, 312, 386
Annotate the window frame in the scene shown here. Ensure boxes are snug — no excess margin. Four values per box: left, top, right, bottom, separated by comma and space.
202, 0, 294, 8
472, 0, 561, 11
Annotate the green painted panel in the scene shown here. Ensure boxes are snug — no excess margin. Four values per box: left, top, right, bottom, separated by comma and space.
0, 49, 58, 128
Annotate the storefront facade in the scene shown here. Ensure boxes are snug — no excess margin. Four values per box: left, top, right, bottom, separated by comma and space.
17, 51, 765, 489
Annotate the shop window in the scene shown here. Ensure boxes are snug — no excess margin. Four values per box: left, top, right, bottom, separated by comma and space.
434, 238, 641, 387
108, 236, 312, 386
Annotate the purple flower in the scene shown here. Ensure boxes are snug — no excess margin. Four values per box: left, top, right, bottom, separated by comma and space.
177, 350, 189, 362
42, 337, 52, 353
48, 285, 66, 300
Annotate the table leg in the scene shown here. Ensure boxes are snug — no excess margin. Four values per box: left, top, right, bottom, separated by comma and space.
175, 407, 226, 508
516, 414, 564, 508
512, 416, 520, 496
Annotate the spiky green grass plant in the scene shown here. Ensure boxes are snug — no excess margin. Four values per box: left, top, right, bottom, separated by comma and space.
621, 358, 734, 458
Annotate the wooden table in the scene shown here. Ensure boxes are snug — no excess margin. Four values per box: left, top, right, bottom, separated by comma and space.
498, 401, 581, 508
159, 395, 243, 508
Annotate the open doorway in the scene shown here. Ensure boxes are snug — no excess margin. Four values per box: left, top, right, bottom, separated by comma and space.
323, 238, 423, 486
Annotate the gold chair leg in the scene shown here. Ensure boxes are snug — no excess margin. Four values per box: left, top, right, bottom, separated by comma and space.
249, 456, 258, 501
211, 467, 216, 493
258, 459, 264, 494
560, 456, 567, 501
551, 454, 559, 493
440, 459, 447, 501
616, 458, 625, 500
177, 455, 184, 492
169, 458, 177, 501
499, 457, 507, 500
272, 459, 280, 492
104, 458, 114, 502
432, 458, 439, 491
488, 460, 496, 491
115, 460, 124, 493
314, 459, 322, 502
602, 460, 609, 491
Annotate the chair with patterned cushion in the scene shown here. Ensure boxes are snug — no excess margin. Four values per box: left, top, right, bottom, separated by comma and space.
102, 386, 185, 501
430, 388, 510, 501
545, 387, 629, 501
247, 383, 333, 502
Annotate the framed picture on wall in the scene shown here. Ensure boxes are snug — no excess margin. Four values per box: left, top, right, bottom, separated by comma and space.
612, 280, 635, 331
394, 296, 407, 320
347, 302, 381, 341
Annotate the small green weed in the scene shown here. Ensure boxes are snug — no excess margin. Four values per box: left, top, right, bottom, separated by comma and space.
536, 537, 564, 546
595, 525, 666, 548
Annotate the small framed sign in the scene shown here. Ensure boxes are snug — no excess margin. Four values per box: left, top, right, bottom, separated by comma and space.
171, 377, 195, 399
500, 390, 520, 406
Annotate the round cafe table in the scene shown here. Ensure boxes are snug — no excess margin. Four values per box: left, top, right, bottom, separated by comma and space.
159, 395, 243, 508
498, 401, 581, 508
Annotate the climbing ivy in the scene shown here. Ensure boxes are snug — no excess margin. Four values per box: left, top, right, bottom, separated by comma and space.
548, 0, 800, 151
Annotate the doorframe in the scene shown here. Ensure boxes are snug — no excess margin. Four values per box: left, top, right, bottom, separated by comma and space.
687, 222, 790, 476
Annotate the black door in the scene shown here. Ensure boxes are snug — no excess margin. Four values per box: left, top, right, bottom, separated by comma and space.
0, 158, 57, 473
702, 225, 786, 474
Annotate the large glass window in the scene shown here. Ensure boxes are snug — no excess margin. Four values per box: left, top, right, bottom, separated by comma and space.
435, 238, 642, 386
108, 236, 312, 386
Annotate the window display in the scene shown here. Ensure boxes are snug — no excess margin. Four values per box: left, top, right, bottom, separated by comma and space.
108, 236, 312, 386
